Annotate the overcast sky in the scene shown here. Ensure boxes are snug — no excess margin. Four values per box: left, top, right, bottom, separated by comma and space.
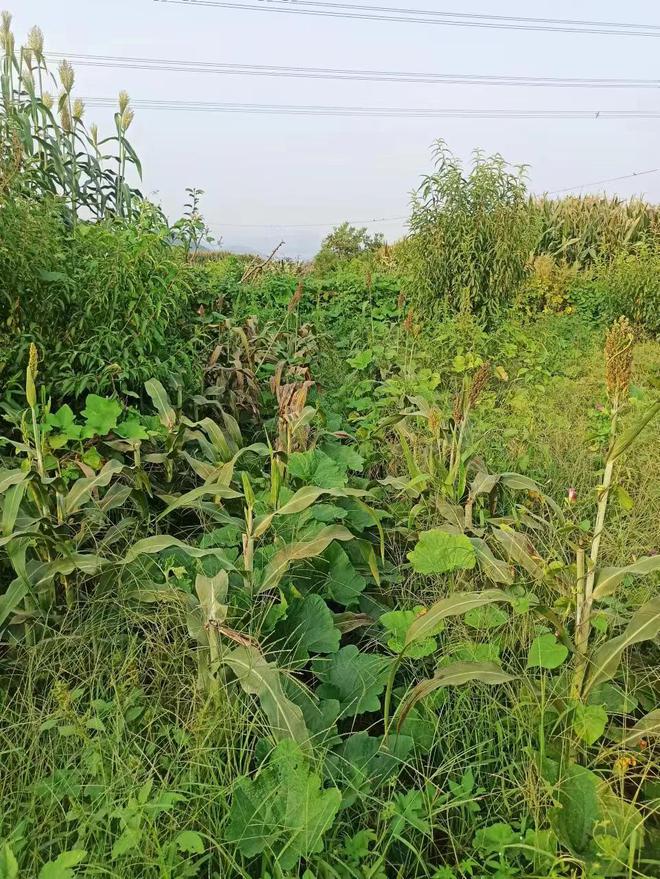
12, 0, 660, 256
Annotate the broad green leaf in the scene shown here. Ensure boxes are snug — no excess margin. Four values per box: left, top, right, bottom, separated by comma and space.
122, 536, 234, 567
62, 459, 123, 517
608, 400, 659, 462
156, 483, 242, 520
2, 480, 26, 536
324, 543, 367, 607
470, 537, 514, 585
398, 662, 514, 729
464, 604, 508, 630
174, 831, 205, 854
81, 394, 122, 437
325, 732, 413, 806
614, 484, 634, 512
592, 555, 660, 601
573, 703, 608, 746
38, 850, 87, 879
405, 589, 510, 648
225, 739, 341, 870
287, 449, 347, 489
313, 645, 390, 717
380, 607, 437, 658
114, 418, 149, 440
195, 570, 228, 625
585, 596, 660, 693
259, 525, 354, 593
0, 468, 28, 495
526, 633, 569, 670
623, 709, 660, 744
407, 529, 476, 575
273, 594, 340, 660
491, 527, 544, 578
549, 762, 600, 857
254, 485, 368, 538
223, 645, 309, 746
320, 440, 364, 473
45, 404, 82, 439
0, 844, 18, 879
473, 822, 518, 854
145, 378, 177, 430
0, 578, 29, 628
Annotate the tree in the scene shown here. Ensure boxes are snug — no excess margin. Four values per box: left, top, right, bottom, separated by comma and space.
315, 222, 385, 270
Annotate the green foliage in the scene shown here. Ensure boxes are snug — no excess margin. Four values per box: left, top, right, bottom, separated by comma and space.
526, 633, 569, 670
314, 221, 385, 272
404, 140, 534, 321
407, 529, 476, 574
226, 739, 341, 869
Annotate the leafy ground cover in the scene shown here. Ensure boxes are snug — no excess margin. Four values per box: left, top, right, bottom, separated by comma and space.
1, 15, 659, 879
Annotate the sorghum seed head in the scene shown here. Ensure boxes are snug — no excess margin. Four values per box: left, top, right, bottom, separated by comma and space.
118, 89, 130, 114
27, 25, 44, 57
605, 316, 634, 400
28, 342, 38, 377
288, 281, 304, 313
41, 91, 53, 109
120, 107, 134, 131
467, 362, 491, 408
58, 59, 74, 92
59, 101, 72, 132
72, 97, 84, 121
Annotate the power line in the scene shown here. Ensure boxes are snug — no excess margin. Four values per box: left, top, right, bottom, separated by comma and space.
154, 0, 660, 37
203, 168, 660, 230
48, 52, 660, 89
545, 167, 660, 195
83, 97, 660, 119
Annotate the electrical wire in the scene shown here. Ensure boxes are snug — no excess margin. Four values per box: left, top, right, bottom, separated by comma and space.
83, 97, 660, 118
153, 0, 660, 37
47, 52, 660, 89
201, 168, 660, 229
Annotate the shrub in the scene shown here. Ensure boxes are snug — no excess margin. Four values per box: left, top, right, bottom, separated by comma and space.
403, 141, 534, 323
0, 195, 201, 399
314, 222, 385, 272
569, 242, 660, 333
517, 254, 580, 315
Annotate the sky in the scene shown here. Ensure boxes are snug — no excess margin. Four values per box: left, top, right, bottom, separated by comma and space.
11, 0, 660, 257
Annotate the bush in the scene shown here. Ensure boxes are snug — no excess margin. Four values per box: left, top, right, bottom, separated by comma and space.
0, 195, 202, 399
314, 222, 385, 272
403, 141, 534, 323
569, 242, 660, 333
517, 254, 580, 315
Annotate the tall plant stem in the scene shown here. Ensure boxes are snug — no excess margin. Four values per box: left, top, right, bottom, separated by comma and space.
572, 394, 619, 701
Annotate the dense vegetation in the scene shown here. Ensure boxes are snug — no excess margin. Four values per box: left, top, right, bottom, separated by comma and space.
1, 15, 659, 879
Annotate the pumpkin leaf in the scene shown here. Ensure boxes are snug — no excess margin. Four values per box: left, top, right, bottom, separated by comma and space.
225, 739, 341, 870
527, 633, 569, 670
408, 529, 476, 575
